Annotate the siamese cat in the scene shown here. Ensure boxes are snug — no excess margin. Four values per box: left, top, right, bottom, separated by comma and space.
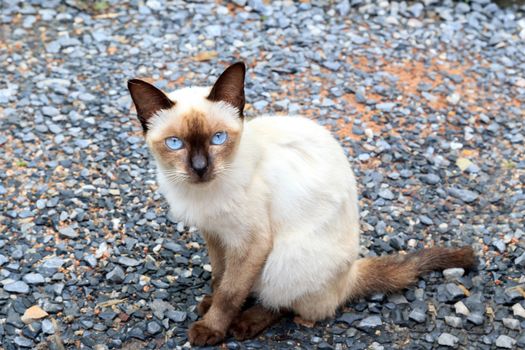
127, 62, 476, 346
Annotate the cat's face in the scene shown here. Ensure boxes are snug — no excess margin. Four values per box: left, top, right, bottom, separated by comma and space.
128, 62, 246, 184
145, 99, 243, 183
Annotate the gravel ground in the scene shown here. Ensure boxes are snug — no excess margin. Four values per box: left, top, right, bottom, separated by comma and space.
1, 0, 525, 349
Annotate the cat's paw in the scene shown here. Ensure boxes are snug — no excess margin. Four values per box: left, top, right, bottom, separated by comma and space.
188, 320, 225, 346
230, 310, 265, 341
197, 295, 213, 316
230, 319, 258, 341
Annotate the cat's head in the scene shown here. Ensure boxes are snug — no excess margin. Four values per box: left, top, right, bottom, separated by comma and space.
127, 62, 246, 184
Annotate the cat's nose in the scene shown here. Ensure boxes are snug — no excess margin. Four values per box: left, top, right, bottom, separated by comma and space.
191, 154, 208, 176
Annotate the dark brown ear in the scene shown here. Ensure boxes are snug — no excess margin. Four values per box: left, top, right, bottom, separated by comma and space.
207, 62, 246, 117
127, 79, 175, 132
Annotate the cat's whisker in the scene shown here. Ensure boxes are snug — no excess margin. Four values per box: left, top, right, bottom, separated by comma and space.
213, 165, 233, 178
163, 170, 190, 184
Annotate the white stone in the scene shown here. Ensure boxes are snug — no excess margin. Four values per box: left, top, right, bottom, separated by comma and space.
512, 303, 525, 319
454, 301, 470, 316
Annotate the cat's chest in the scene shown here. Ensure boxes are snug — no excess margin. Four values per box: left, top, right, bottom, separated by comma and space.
160, 180, 250, 235
170, 194, 234, 225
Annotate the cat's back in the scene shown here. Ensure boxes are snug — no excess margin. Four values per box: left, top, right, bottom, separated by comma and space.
243, 115, 355, 217
246, 115, 333, 141
245, 116, 348, 166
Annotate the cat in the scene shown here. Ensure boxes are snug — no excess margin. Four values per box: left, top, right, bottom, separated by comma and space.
127, 62, 476, 346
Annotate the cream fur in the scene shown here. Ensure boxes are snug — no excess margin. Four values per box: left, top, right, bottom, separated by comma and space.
150, 87, 360, 319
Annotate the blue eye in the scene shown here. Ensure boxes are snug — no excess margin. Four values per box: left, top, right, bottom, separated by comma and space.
165, 137, 183, 150
211, 131, 228, 145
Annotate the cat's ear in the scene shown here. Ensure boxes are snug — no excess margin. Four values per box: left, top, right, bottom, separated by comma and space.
207, 62, 246, 117
127, 79, 175, 132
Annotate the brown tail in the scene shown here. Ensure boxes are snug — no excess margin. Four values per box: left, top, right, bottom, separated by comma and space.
349, 246, 476, 299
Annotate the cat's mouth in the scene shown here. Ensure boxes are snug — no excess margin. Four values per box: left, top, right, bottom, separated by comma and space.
188, 171, 216, 184
188, 166, 216, 184
159, 165, 216, 185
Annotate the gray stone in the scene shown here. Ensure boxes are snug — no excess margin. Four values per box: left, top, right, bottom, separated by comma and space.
456, 2, 470, 13
106, 266, 125, 283
39, 258, 66, 271
376, 102, 396, 112
49, 124, 64, 134
502, 317, 520, 330
205, 25, 222, 37
443, 268, 465, 281
445, 316, 462, 328
336, 0, 350, 16
378, 188, 395, 200
409, 3, 424, 17
438, 333, 459, 347
83, 254, 97, 268
42, 106, 59, 116
166, 310, 187, 322
150, 299, 173, 319
419, 215, 433, 225
409, 308, 426, 323
495, 335, 516, 349
448, 188, 479, 203
387, 294, 408, 304
75, 139, 91, 148
492, 239, 506, 253
118, 257, 141, 267
467, 313, 484, 325
445, 283, 465, 301
420, 174, 440, 185
14, 336, 33, 348
91, 29, 109, 42
147, 321, 161, 334
79, 93, 96, 102
357, 316, 382, 330
253, 100, 268, 111
127, 136, 142, 144
512, 303, 525, 319
338, 313, 365, 326
323, 61, 341, 71
53, 283, 64, 295
46, 41, 61, 53
42, 319, 55, 334
59, 226, 78, 239
23, 273, 45, 284
146, 0, 163, 10
4, 281, 30, 294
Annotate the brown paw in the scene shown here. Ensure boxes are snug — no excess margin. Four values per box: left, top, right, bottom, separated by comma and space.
230, 305, 281, 341
197, 295, 213, 316
230, 319, 258, 341
188, 320, 225, 346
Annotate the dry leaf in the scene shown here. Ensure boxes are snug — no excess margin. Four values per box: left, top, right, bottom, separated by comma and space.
515, 78, 525, 88
456, 157, 472, 172
94, 13, 119, 19
460, 149, 477, 157
107, 46, 118, 55
293, 316, 315, 328
22, 305, 49, 324
194, 51, 218, 62
458, 284, 470, 297
96, 298, 127, 309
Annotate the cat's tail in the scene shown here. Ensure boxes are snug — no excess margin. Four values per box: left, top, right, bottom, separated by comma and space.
347, 246, 476, 299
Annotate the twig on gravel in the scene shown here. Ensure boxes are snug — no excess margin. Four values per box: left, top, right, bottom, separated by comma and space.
51, 318, 66, 350
96, 298, 128, 309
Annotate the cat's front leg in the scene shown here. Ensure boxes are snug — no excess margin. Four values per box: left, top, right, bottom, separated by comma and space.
188, 236, 271, 346
197, 232, 226, 316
